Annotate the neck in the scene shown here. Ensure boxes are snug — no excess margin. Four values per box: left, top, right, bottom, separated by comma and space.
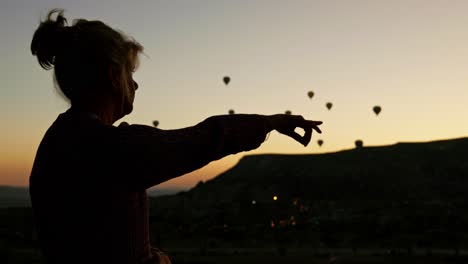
93, 108, 118, 125
71, 99, 121, 125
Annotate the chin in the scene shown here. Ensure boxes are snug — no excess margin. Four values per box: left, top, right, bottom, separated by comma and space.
124, 103, 134, 115
117, 104, 133, 120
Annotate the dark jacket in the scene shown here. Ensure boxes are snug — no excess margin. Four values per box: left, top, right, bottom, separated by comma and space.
30, 108, 269, 264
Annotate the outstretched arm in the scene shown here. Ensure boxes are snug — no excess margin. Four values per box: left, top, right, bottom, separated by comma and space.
113, 114, 322, 190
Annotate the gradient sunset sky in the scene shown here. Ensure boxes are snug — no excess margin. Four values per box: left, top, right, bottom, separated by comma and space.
2, 0, 468, 190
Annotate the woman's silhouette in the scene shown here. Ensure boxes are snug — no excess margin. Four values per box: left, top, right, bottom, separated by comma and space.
29, 9, 322, 264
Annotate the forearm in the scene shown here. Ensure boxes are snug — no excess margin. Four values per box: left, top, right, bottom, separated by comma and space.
150, 114, 272, 174
116, 114, 272, 189
206, 114, 272, 159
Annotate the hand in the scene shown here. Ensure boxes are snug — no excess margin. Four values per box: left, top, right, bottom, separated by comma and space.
268, 114, 322, 147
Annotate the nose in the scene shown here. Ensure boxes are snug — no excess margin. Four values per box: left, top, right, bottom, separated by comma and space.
133, 80, 138, 91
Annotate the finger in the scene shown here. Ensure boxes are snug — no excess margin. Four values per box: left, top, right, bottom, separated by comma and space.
305, 120, 323, 127
302, 127, 312, 146
311, 121, 323, 132
312, 125, 322, 134
300, 120, 323, 134
283, 130, 305, 145
286, 128, 311, 147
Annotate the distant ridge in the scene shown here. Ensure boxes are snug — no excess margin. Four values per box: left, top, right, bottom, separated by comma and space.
147, 187, 186, 197
0, 185, 184, 208
153, 137, 468, 211
212, 136, 468, 186
0, 186, 31, 208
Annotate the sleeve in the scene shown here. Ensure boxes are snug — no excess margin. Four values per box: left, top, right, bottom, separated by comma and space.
113, 114, 271, 190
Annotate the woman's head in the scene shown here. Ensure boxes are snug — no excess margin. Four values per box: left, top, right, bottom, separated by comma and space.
31, 9, 143, 120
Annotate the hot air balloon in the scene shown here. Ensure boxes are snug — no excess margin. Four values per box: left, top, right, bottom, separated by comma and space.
355, 140, 363, 148
307, 91, 314, 99
152, 120, 159, 128
373, 105, 382, 116
228, 109, 235, 115
317, 139, 323, 147
326, 102, 333, 110
223, 76, 230, 85
285, 110, 292, 115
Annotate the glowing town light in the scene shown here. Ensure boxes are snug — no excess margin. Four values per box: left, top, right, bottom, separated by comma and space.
273, 196, 278, 201
293, 198, 299, 206
251, 200, 256, 205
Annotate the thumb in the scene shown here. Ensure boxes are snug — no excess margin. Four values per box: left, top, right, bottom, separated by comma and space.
281, 129, 309, 147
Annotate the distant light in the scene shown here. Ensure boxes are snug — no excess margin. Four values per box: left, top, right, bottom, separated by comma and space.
279, 220, 288, 227
273, 196, 278, 201
293, 198, 299, 206
252, 200, 256, 205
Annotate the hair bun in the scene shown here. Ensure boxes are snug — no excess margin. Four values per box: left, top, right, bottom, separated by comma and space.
31, 9, 70, 70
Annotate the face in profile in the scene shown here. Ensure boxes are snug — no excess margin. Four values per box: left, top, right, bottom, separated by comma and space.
118, 52, 139, 117
123, 78, 138, 115
122, 76, 138, 116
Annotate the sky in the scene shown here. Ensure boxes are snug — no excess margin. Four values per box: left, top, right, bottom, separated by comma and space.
2, 0, 468, 190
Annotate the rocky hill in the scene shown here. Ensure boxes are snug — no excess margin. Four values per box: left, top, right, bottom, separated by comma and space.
0, 186, 31, 208
154, 137, 468, 210
148, 138, 468, 251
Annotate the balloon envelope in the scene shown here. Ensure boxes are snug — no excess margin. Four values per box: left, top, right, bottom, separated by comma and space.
373, 105, 382, 116
152, 120, 159, 127
317, 139, 323, 147
355, 140, 363, 148
326, 102, 333, 110
307, 91, 314, 99
223, 76, 230, 85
